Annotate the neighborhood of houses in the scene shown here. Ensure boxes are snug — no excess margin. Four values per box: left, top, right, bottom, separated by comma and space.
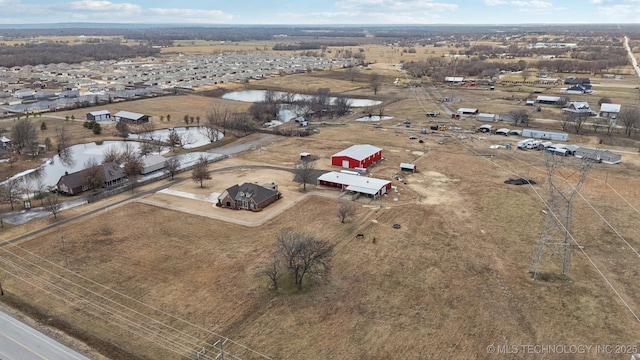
0, 52, 357, 115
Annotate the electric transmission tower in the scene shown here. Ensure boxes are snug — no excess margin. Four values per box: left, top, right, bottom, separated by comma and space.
530, 154, 594, 280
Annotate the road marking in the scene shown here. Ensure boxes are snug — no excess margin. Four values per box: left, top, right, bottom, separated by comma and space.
0, 328, 49, 360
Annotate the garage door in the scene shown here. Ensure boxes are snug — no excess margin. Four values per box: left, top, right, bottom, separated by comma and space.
342, 160, 349, 168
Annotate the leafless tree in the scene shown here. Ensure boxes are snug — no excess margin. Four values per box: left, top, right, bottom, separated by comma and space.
345, 65, 359, 82
508, 109, 530, 127
45, 194, 62, 219
337, 201, 357, 223
122, 151, 144, 193
11, 119, 37, 151
102, 145, 121, 164
560, 112, 573, 132
598, 97, 612, 106
191, 155, 211, 188
293, 160, 315, 192
618, 108, 640, 137
228, 112, 258, 136
275, 228, 333, 290
312, 88, 331, 119
370, 73, 382, 95
56, 126, 73, 154
261, 250, 283, 290
572, 112, 590, 134
0, 179, 21, 210
83, 159, 105, 191
164, 157, 180, 180
136, 121, 155, 141
203, 105, 230, 142
333, 96, 352, 117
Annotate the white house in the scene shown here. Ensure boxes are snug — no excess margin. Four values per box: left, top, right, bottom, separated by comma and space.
599, 103, 621, 120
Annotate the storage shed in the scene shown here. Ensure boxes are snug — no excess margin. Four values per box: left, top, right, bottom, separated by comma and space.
457, 108, 479, 115
86, 110, 111, 121
536, 96, 562, 105
522, 128, 568, 141
400, 163, 417, 173
114, 110, 150, 124
477, 113, 497, 122
317, 171, 391, 199
331, 144, 382, 169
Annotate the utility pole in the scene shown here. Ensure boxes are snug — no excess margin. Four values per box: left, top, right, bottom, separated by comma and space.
530, 155, 593, 279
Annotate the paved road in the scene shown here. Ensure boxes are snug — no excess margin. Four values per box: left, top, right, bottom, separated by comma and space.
0, 310, 91, 360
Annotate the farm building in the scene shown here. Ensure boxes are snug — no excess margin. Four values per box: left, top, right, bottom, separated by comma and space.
574, 147, 621, 164
536, 96, 562, 105
0, 136, 11, 149
140, 154, 166, 174
317, 171, 391, 199
86, 110, 111, 121
216, 182, 281, 211
477, 113, 497, 122
400, 163, 417, 173
522, 128, 568, 141
457, 108, 478, 115
114, 110, 150, 124
331, 144, 382, 169
599, 103, 621, 119
56, 162, 126, 195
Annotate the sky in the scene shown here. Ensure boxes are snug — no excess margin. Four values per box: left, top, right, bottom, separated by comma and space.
0, 0, 639, 25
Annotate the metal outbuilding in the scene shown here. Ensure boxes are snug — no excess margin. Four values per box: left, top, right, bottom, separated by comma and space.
317, 171, 391, 199
400, 163, 417, 173
331, 144, 383, 169
522, 128, 568, 141
86, 110, 111, 121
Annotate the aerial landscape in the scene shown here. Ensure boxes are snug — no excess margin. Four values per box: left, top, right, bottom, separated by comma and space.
1, 1, 640, 360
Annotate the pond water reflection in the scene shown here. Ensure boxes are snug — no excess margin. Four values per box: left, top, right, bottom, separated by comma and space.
222, 90, 382, 107
7, 126, 223, 190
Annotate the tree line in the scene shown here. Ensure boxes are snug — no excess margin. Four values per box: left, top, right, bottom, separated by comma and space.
0, 43, 160, 67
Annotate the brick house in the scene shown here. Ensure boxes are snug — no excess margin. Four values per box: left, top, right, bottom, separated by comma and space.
217, 182, 281, 211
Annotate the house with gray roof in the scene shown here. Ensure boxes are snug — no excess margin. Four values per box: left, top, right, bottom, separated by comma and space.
216, 182, 281, 211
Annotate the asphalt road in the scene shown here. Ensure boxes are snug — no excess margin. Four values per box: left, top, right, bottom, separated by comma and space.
0, 310, 91, 360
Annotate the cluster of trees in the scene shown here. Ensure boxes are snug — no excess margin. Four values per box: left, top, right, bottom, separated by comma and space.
0, 43, 161, 67
263, 228, 333, 290
248, 88, 353, 124
101, 143, 144, 192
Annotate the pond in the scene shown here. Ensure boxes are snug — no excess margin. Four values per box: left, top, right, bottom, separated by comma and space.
222, 90, 382, 107
128, 126, 223, 149
356, 115, 395, 122
5, 126, 224, 191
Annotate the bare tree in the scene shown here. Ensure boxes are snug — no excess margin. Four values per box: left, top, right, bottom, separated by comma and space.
337, 201, 357, 223
506, 109, 528, 127
54, 126, 73, 154
203, 105, 230, 142
0, 179, 21, 210
45, 194, 62, 219
83, 159, 105, 191
262, 250, 283, 290
164, 157, 180, 180
571, 112, 590, 134
598, 97, 612, 106
191, 155, 211, 188
370, 73, 382, 95
618, 108, 640, 137
11, 119, 37, 151
560, 112, 573, 132
122, 152, 144, 193
275, 228, 333, 290
333, 96, 352, 117
102, 145, 121, 164
345, 65, 359, 82
293, 160, 315, 192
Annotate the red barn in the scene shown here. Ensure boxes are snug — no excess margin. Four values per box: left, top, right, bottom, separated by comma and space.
331, 144, 382, 169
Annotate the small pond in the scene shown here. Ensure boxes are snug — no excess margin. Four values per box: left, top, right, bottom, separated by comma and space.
128, 126, 223, 149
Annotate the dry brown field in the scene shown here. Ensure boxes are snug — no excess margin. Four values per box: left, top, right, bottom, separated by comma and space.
2, 38, 640, 360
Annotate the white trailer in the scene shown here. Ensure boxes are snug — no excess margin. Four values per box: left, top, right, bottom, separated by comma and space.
522, 128, 569, 141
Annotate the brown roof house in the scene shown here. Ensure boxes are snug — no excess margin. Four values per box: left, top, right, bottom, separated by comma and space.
216, 182, 281, 211
56, 162, 126, 195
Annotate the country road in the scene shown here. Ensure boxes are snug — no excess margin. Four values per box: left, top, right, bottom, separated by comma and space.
0, 310, 91, 360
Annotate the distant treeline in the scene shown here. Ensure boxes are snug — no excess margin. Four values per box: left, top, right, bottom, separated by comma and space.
273, 41, 359, 51
0, 43, 160, 67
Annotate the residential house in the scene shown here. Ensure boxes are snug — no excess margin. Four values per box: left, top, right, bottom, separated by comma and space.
217, 182, 281, 211
56, 162, 126, 195
563, 102, 597, 116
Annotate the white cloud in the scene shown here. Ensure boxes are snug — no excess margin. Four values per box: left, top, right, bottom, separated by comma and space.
590, 0, 603, 3
67, 0, 141, 12
484, 0, 507, 5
